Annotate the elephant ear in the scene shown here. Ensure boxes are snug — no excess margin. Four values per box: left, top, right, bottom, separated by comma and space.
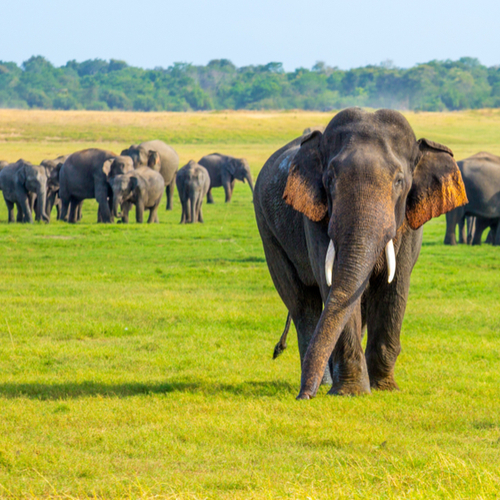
16, 163, 29, 187
282, 130, 327, 222
102, 159, 114, 177
406, 139, 468, 230
225, 159, 236, 176
129, 175, 139, 192
147, 151, 160, 170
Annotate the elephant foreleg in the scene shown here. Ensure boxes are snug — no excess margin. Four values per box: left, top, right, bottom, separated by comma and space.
223, 179, 234, 203
364, 237, 416, 391
135, 199, 145, 223
206, 187, 214, 204
19, 194, 33, 223
328, 302, 371, 396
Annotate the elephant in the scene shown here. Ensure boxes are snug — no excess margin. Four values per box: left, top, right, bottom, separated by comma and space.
121, 140, 179, 210
41, 155, 69, 221
108, 167, 165, 223
0, 161, 8, 171
59, 148, 123, 223
254, 108, 467, 400
302, 125, 326, 135
176, 160, 210, 223
198, 153, 253, 203
0, 159, 49, 223
444, 152, 500, 245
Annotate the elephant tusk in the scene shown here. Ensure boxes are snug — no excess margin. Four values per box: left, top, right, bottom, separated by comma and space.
385, 239, 396, 283
325, 240, 335, 287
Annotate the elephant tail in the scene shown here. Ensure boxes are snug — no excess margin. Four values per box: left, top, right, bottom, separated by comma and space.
273, 312, 292, 359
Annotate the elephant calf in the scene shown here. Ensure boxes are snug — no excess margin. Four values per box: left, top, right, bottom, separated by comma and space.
176, 160, 210, 223
121, 140, 179, 210
0, 159, 49, 223
198, 153, 253, 203
109, 167, 165, 223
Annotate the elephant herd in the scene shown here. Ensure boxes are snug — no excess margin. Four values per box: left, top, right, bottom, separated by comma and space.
0, 140, 254, 224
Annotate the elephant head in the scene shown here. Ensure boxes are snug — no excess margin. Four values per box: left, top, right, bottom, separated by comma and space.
109, 173, 138, 218
121, 146, 159, 171
283, 108, 467, 399
17, 162, 49, 222
228, 157, 254, 195
103, 155, 134, 179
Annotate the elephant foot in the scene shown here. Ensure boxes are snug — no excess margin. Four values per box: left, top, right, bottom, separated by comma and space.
296, 392, 312, 400
443, 235, 457, 246
328, 378, 371, 396
207, 200, 214, 204
328, 357, 371, 396
370, 374, 399, 391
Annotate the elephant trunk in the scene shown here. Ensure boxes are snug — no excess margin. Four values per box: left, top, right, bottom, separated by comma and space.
36, 186, 49, 222
245, 172, 254, 196
297, 192, 396, 400
113, 195, 122, 218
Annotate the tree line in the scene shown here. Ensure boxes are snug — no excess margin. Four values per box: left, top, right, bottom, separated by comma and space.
1, 56, 499, 112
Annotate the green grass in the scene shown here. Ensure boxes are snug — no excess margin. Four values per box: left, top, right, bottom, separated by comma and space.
0, 110, 500, 499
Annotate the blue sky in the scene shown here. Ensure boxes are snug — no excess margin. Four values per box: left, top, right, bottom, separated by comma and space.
2, 0, 499, 70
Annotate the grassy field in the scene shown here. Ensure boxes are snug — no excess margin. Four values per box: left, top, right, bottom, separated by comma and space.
0, 109, 499, 499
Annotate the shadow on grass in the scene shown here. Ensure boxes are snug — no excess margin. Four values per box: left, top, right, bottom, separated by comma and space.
0, 379, 296, 400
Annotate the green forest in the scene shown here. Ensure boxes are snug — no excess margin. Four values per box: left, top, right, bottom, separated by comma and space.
1, 55, 499, 112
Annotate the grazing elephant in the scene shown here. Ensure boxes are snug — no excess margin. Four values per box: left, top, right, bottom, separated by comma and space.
444, 152, 500, 245
176, 160, 210, 223
198, 153, 253, 203
109, 167, 165, 223
121, 140, 179, 210
59, 148, 121, 223
254, 108, 467, 400
0, 159, 49, 223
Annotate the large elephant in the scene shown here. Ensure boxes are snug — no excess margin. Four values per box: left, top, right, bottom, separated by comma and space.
254, 108, 467, 400
0, 159, 49, 223
59, 148, 121, 223
198, 153, 253, 203
121, 140, 179, 210
444, 152, 500, 245
176, 160, 210, 223
109, 167, 165, 223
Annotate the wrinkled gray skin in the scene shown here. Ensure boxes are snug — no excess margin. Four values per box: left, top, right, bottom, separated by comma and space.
198, 153, 253, 203
121, 140, 179, 210
0, 159, 48, 223
254, 108, 466, 400
59, 149, 120, 223
303, 125, 326, 135
109, 167, 165, 223
445, 152, 500, 245
176, 160, 210, 223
